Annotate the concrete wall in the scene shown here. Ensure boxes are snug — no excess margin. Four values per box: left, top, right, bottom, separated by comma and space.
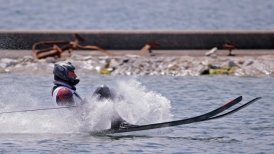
0, 30, 273, 50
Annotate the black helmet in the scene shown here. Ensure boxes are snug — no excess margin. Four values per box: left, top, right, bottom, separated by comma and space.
53, 62, 80, 85
93, 85, 114, 100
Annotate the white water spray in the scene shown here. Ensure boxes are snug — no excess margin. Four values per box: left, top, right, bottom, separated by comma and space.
0, 79, 173, 134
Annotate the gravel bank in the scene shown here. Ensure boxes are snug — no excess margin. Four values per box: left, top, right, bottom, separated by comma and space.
1, 51, 274, 76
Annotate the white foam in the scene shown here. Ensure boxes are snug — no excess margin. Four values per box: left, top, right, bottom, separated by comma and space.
114, 79, 173, 125
0, 79, 173, 134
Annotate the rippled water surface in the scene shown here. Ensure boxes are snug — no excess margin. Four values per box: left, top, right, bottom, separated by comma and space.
1, 0, 274, 29
0, 74, 274, 153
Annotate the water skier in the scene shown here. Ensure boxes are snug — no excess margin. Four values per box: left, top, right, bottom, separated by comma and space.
52, 62, 133, 129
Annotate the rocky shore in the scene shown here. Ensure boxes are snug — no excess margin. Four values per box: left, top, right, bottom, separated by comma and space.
0, 51, 274, 77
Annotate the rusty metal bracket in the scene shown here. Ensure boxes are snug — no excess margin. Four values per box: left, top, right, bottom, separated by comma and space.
32, 34, 114, 59
137, 42, 160, 56
223, 42, 237, 56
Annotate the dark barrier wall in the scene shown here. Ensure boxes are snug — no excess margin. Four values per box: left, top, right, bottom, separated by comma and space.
0, 30, 273, 49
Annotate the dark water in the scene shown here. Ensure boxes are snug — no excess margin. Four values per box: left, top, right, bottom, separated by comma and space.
1, 0, 274, 30
0, 74, 273, 153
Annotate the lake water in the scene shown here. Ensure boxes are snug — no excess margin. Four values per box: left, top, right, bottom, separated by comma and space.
0, 0, 274, 30
0, 74, 273, 153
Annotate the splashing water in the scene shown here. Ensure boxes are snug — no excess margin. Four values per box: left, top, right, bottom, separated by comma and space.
114, 79, 173, 124
0, 79, 173, 134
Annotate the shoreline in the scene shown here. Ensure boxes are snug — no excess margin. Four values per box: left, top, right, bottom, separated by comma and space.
0, 49, 274, 76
